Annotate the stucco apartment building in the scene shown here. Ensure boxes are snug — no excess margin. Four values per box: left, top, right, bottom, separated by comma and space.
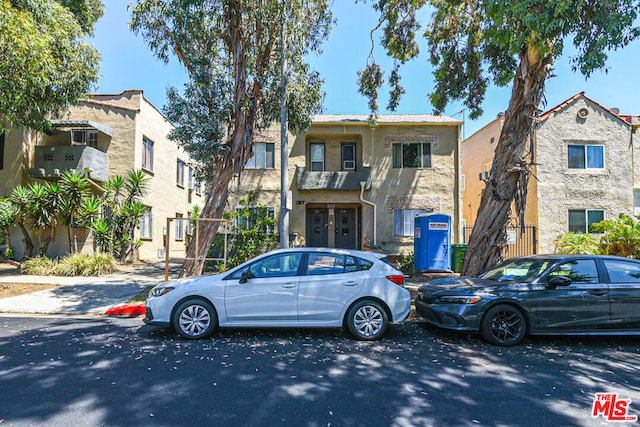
0, 90, 204, 261
462, 92, 639, 254
230, 114, 464, 256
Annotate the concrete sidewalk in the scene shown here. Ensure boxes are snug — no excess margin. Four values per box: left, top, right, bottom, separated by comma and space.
0, 261, 172, 316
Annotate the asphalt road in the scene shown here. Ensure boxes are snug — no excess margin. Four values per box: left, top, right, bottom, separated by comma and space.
1, 316, 640, 427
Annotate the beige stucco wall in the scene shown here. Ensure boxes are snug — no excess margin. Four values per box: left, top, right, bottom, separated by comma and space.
536, 97, 633, 252
229, 118, 462, 255
2, 90, 204, 261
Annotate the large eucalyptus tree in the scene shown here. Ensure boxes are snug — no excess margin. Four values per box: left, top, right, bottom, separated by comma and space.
130, 0, 333, 277
358, 0, 640, 275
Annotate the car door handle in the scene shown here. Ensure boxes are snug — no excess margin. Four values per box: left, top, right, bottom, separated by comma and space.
281, 283, 297, 288
343, 281, 359, 287
589, 290, 608, 296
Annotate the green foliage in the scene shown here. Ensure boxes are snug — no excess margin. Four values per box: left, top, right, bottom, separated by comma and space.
0, 0, 103, 132
130, 1, 332, 179
206, 191, 278, 271
395, 252, 415, 277
590, 214, 640, 258
555, 215, 640, 258
2, 246, 15, 260
21, 253, 116, 276
554, 233, 602, 255
361, 0, 640, 118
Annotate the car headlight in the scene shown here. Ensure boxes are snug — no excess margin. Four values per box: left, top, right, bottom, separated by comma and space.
149, 286, 175, 298
438, 295, 482, 304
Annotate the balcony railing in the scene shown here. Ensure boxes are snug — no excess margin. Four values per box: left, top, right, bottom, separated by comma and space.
296, 165, 371, 191
30, 145, 109, 182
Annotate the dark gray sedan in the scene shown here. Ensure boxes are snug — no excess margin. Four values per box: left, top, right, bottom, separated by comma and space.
415, 254, 640, 346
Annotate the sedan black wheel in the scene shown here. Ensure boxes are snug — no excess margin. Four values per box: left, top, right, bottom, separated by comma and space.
480, 304, 526, 346
173, 299, 218, 340
346, 300, 389, 341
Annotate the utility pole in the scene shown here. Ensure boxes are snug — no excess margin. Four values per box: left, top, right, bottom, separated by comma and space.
279, 1, 289, 248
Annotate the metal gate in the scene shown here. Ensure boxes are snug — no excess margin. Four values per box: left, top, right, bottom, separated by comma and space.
463, 225, 537, 259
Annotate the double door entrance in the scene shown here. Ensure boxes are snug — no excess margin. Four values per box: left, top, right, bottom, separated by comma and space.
306, 207, 359, 249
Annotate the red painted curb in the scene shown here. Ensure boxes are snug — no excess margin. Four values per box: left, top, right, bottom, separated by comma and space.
105, 304, 146, 316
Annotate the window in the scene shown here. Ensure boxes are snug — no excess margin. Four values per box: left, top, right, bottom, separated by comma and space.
248, 253, 302, 278
246, 142, 275, 169
603, 260, 640, 283
175, 213, 185, 240
549, 260, 599, 284
177, 159, 185, 186
140, 208, 152, 239
568, 144, 604, 169
72, 129, 98, 148
236, 206, 276, 233
342, 143, 356, 171
142, 138, 154, 171
568, 209, 604, 233
0, 132, 4, 170
306, 253, 358, 275
310, 143, 325, 171
394, 209, 429, 236
195, 179, 202, 195
392, 142, 431, 168
187, 166, 193, 189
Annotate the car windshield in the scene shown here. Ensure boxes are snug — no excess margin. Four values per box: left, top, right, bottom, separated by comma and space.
479, 258, 553, 283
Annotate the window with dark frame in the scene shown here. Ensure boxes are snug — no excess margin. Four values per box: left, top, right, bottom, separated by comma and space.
568, 209, 604, 233
246, 142, 275, 169
392, 142, 432, 168
568, 144, 604, 169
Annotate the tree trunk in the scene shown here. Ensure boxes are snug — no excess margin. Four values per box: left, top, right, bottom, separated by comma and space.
17, 221, 34, 259
461, 46, 553, 276
179, 5, 259, 278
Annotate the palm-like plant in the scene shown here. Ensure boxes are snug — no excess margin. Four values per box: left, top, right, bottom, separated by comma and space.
554, 232, 602, 255
28, 182, 63, 256
59, 170, 91, 254
590, 214, 640, 258
9, 185, 35, 258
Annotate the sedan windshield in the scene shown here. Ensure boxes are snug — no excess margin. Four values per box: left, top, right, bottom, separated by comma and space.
479, 259, 553, 283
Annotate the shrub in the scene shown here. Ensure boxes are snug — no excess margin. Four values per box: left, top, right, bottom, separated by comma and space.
554, 232, 602, 255
21, 253, 116, 276
2, 247, 15, 260
395, 252, 415, 276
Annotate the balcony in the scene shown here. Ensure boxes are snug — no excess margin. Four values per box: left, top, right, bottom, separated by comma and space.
30, 145, 109, 182
296, 165, 372, 191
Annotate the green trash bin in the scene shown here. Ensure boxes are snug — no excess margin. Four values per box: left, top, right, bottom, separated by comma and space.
452, 244, 468, 273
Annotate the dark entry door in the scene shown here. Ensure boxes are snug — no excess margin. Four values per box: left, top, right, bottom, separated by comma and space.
307, 209, 328, 247
335, 208, 356, 249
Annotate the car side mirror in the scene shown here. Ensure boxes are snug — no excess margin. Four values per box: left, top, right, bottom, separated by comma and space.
548, 275, 572, 288
239, 269, 253, 284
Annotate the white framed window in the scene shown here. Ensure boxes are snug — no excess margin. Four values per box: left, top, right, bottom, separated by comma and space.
142, 138, 154, 171
392, 142, 431, 168
236, 206, 276, 233
310, 143, 325, 171
177, 159, 185, 186
140, 208, 153, 239
394, 209, 430, 236
72, 129, 98, 148
246, 142, 275, 169
568, 209, 604, 233
568, 144, 605, 169
175, 213, 185, 240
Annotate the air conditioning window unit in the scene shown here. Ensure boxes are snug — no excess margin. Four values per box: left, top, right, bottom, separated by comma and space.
343, 160, 356, 170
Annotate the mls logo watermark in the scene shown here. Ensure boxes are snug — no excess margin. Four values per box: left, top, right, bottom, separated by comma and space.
592, 393, 638, 422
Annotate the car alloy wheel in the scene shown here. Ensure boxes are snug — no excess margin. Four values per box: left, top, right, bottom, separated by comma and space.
480, 304, 526, 346
173, 299, 218, 340
346, 300, 389, 341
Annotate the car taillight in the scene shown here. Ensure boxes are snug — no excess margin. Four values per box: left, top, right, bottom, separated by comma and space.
386, 275, 405, 285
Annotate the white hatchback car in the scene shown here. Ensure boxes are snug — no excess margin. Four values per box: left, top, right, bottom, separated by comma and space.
144, 248, 411, 341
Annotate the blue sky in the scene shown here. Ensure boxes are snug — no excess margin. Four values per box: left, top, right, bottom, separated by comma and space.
91, 0, 640, 137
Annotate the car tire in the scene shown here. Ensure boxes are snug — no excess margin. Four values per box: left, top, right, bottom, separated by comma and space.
173, 299, 218, 340
480, 304, 526, 346
346, 300, 389, 341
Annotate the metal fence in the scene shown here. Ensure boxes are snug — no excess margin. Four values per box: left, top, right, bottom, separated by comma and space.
463, 225, 537, 259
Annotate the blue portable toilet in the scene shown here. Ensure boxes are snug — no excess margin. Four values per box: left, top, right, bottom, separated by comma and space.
414, 213, 452, 272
